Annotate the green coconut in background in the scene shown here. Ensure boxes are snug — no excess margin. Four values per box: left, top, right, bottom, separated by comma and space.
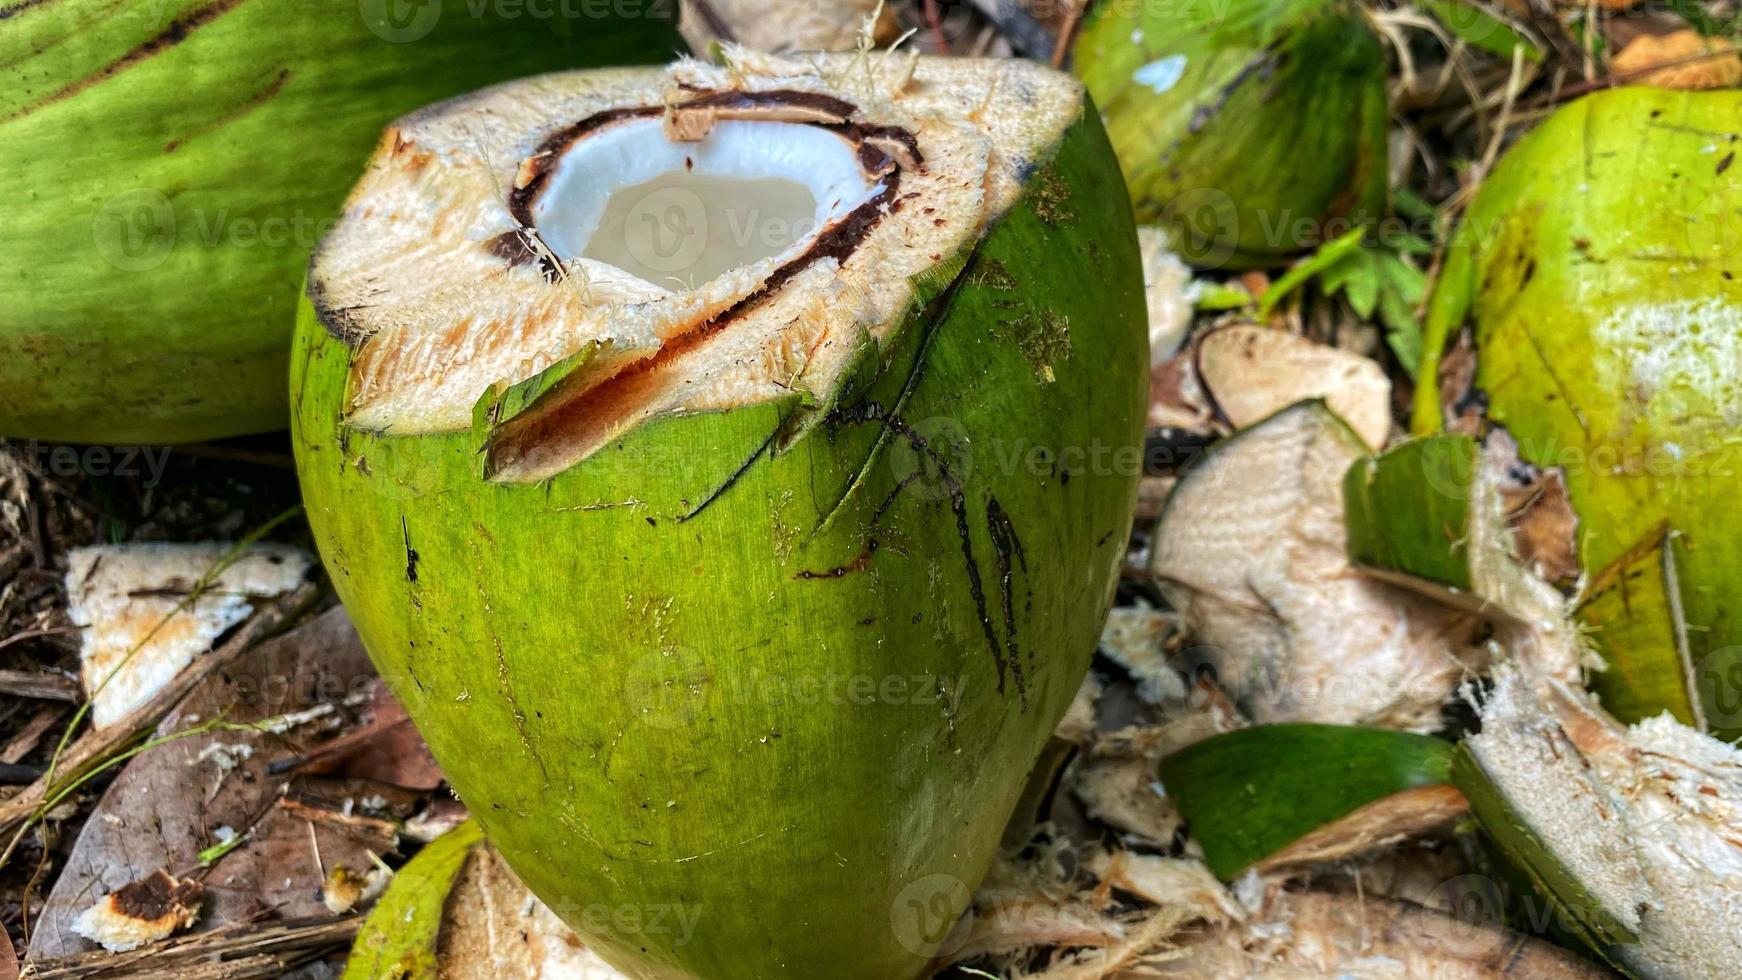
1415, 87, 1742, 741
0, 0, 676, 444
1071, 0, 1389, 268
293, 53, 1146, 979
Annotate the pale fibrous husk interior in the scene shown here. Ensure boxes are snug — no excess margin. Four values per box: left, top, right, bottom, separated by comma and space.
309, 48, 1085, 481
1424, 442, 1742, 978
1466, 662, 1742, 978
1149, 402, 1486, 732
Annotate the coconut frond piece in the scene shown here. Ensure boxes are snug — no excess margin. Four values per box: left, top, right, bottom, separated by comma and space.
1344, 430, 1742, 976
1150, 401, 1485, 731
1150, 890, 1609, 978
1413, 86, 1742, 740
1159, 724, 1462, 880
1072, 0, 1387, 267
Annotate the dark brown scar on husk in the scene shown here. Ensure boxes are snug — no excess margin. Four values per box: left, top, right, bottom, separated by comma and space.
823, 397, 1032, 710
0, 0, 57, 19
2, 0, 250, 123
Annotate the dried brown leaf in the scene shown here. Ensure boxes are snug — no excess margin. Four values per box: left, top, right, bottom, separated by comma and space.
1612, 30, 1742, 90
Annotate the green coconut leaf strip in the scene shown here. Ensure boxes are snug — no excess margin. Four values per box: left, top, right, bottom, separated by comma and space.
1159, 724, 1458, 880
472, 346, 600, 441
343, 821, 484, 980
1418, 0, 1543, 62
1257, 227, 1367, 317
1451, 744, 1638, 959
1343, 435, 1482, 594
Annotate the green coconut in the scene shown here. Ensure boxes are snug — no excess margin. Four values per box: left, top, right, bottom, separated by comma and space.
293, 52, 1146, 980
0, 0, 676, 445
1071, 0, 1388, 268
1415, 87, 1742, 740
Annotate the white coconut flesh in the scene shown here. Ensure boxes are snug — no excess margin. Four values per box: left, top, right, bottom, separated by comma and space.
310, 51, 1085, 481
530, 115, 884, 287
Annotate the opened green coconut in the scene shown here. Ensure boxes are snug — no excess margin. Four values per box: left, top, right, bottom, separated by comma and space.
294, 52, 1145, 979
1415, 87, 1742, 740
0, 0, 675, 444
1071, 0, 1388, 268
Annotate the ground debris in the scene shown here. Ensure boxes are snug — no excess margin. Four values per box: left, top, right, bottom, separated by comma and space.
65, 542, 311, 728
69, 870, 202, 953
25, 609, 414, 961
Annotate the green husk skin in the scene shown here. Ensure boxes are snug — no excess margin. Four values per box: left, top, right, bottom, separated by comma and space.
1343, 435, 1481, 593
344, 821, 484, 980
292, 106, 1146, 979
0, 0, 675, 444
1160, 724, 1455, 880
1413, 88, 1742, 738
1071, 0, 1388, 268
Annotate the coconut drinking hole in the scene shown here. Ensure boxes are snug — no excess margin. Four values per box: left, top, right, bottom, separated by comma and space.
531, 117, 881, 289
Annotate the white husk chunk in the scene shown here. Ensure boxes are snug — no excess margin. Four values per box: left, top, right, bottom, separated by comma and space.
1153, 890, 1603, 978
1469, 662, 1742, 978
71, 870, 203, 953
440, 844, 636, 978
676, 0, 898, 54
1149, 403, 1482, 731
315, 51, 1085, 479
1138, 226, 1196, 363
1097, 602, 1188, 704
65, 543, 311, 728
1193, 325, 1393, 451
